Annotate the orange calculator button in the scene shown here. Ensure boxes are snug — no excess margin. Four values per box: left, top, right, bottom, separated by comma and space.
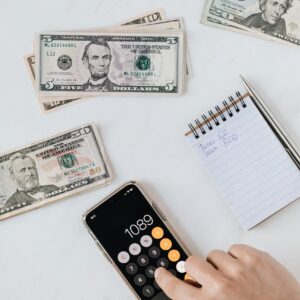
184, 273, 200, 287
184, 273, 194, 281
160, 238, 172, 251
168, 249, 180, 262
151, 227, 164, 239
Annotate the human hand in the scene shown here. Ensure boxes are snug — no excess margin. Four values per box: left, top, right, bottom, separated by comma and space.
155, 244, 300, 300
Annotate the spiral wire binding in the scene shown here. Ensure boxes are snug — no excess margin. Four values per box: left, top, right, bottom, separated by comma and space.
208, 110, 220, 126
229, 96, 240, 112
223, 100, 233, 117
189, 91, 248, 139
202, 114, 213, 130
195, 119, 206, 134
237, 91, 247, 108
215, 105, 226, 121
188, 123, 199, 139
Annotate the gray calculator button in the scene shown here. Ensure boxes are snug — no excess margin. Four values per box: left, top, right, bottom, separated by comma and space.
142, 285, 154, 297
137, 254, 149, 267
145, 266, 156, 278
117, 251, 130, 264
134, 274, 146, 286
151, 291, 171, 299
154, 280, 161, 290
148, 246, 160, 259
168, 269, 177, 277
156, 258, 169, 268
140, 235, 153, 248
129, 243, 141, 256
176, 260, 186, 273
126, 262, 138, 275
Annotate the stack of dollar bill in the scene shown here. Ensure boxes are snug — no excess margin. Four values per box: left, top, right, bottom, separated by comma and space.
24, 9, 190, 113
201, 0, 300, 47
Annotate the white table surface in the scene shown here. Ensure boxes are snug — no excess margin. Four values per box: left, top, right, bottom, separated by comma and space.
1, 0, 300, 299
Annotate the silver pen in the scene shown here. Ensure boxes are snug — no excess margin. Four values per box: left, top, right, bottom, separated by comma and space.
240, 75, 300, 170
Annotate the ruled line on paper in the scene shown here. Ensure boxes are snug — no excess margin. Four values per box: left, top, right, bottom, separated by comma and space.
186, 94, 300, 230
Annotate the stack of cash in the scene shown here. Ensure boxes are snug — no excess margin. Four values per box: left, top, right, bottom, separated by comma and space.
24, 9, 190, 113
201, 0, 300, 47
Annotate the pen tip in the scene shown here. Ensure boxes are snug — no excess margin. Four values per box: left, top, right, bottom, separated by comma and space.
239, 74, 246, 83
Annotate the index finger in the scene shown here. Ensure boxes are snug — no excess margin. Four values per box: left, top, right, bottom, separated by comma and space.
155, 267, 200, 300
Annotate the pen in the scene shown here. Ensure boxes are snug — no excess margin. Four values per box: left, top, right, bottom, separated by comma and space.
240, 75, 300, 170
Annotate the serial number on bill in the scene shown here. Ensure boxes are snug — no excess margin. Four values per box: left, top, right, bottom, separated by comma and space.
125, 71, 156, 76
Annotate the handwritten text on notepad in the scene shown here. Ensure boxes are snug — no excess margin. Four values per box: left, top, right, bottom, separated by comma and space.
199, 130, 238, 157
219, 130, 238, 147
186, 95, 300, 230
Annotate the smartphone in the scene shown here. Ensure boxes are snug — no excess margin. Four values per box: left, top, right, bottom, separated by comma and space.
83, 181, 191, 300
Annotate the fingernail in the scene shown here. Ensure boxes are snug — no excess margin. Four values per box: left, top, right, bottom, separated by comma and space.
154, 267, 163, 279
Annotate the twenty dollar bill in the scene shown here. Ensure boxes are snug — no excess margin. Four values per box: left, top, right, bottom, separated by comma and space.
202, 0, 300, 47
0, 124, 112, 220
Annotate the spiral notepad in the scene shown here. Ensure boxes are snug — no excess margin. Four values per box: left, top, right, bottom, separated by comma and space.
185, 91, 300, 230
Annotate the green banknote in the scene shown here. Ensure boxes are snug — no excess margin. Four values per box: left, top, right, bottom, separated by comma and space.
24, 9, 167, 112
0, 124, 112, 220
202, 0, 300, 46
36, 31, 185, 99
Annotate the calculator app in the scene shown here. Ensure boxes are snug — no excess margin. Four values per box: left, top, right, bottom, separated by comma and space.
85, 184, 189, 300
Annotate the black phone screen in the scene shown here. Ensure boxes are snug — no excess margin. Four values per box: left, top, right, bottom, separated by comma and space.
85, 183, 189, 300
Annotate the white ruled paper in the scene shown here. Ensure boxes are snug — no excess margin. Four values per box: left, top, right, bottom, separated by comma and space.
186, 94, 300, 230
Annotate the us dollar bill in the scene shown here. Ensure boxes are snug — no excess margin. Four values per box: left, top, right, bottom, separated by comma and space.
24, 9, 167, 112
36, 31, 185, 99
24, 53, 82, 113
132, 18, 192, 78
118, 8, 165, 25
0, 124, 112, 220
202, 0, 300, 46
